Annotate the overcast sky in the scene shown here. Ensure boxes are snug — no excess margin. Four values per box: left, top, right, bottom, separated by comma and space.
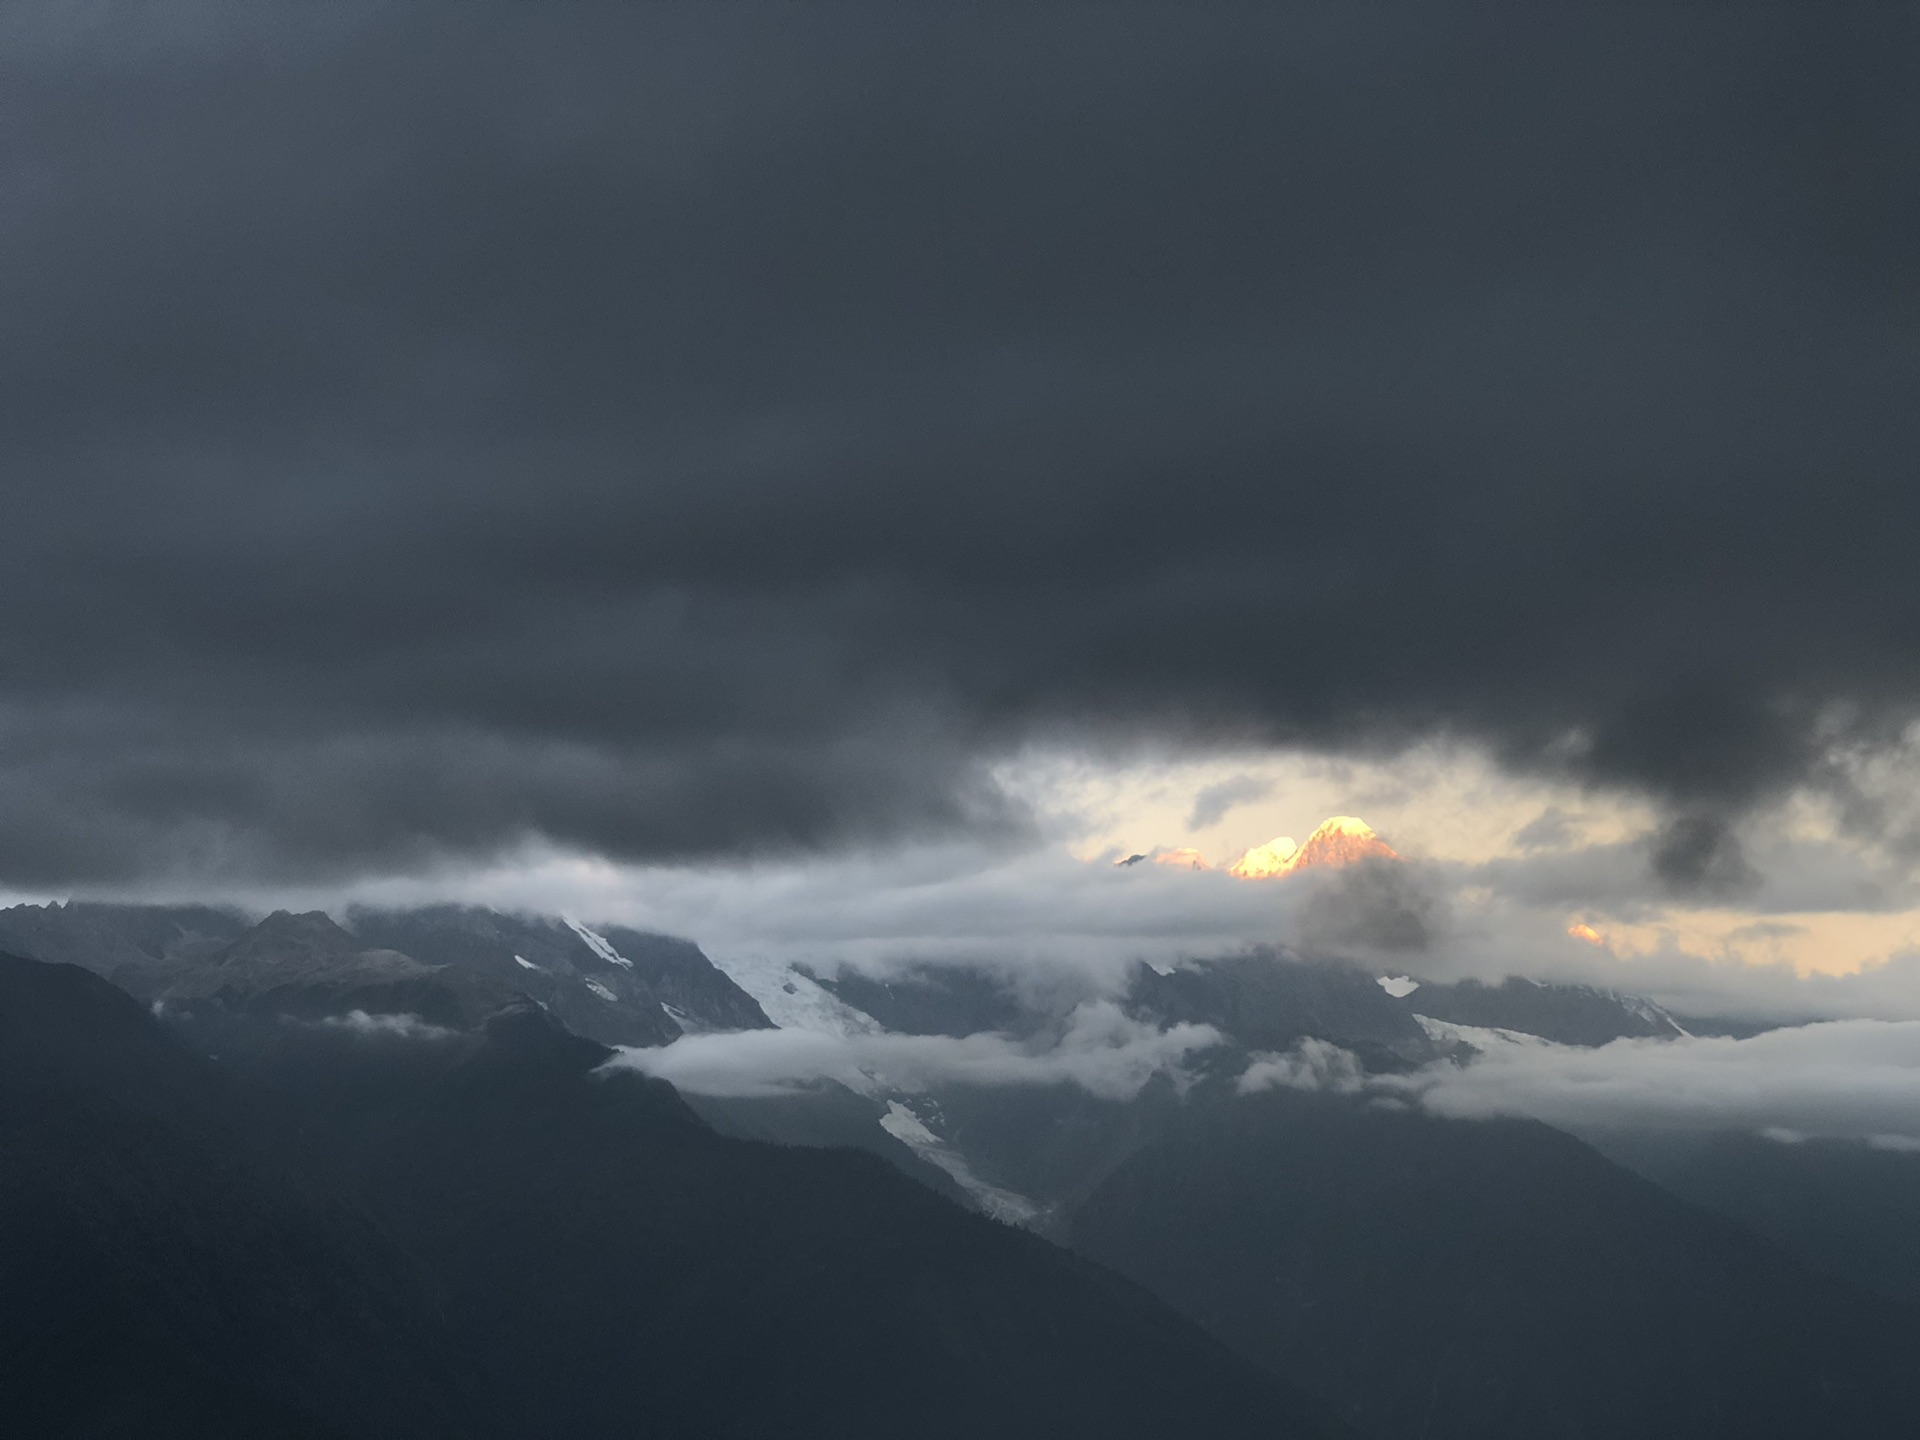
5, 4, 1919, 1006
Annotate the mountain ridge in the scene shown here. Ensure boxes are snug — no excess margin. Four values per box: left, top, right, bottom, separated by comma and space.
0, 946, 1349, 1439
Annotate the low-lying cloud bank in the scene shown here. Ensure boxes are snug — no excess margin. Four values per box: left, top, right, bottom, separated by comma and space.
1246, 1021, 1920, 1147
605, 1001, 1218, 1100
624, 996, 1920, 1149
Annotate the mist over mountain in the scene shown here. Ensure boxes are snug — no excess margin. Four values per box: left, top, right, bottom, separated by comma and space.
5, 5, 1916, 1435
0, 900, 772, 1046
1399, 975, 1692, 1048
2, 944, 1344, 1439
13, 895, 1920, 1436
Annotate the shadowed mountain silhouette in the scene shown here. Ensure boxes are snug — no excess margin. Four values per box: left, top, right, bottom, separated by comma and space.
0, 950, 478, 1438
1068, 1087, 1920, 1440
0, 901, 774, 1047
0, 949, 1349, 1439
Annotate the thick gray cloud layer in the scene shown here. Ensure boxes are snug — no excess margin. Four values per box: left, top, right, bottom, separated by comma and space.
4, 4, 1917, 882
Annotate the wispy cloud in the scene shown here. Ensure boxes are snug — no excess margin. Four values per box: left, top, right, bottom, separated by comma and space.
604, 1001, 1220, 1100
1186, 774, 1274, 831
1249, 1021, 1920, 1148
313, 1009, 456, 1041
1237, 1037, 1366, 1095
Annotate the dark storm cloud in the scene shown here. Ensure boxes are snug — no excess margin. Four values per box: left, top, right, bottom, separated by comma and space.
1301, 859, 1444, 953
3, 4, 1917, 882
1648, 815, 1762, 900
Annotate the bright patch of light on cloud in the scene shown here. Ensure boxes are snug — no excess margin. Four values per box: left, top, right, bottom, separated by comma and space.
85, 737, 1920, 1025
996, 742, 1655, 867
1598, 909, 1920, 979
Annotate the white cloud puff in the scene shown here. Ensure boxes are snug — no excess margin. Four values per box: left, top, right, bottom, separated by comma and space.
1237, 1037, 1367, 1095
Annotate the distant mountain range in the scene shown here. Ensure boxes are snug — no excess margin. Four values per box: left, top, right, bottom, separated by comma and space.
1141, 814, 1404, 878
0, 900, 773, 1046
7, 899, 1920, 1438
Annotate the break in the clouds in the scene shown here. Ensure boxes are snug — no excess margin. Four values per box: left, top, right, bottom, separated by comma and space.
5, 5, 1919, 884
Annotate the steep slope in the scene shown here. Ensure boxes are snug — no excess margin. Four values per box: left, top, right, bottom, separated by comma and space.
0, 901, 772, 1045
1594, 1129, 1920, 1310
0, 952, 475, 1439
682, 1080, 977, 1209
1405, 975, 1687, 1046
595, 922, 774, 1031
1068, 1088, 1920, 1440
807, 963, 1033, 1038
323, 1004, 1346, 1440
3, 950, 1346, 1440
347, 904, 771, 1045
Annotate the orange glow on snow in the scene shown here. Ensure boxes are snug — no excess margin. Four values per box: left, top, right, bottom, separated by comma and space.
1154, 847, 1213, 870
1228, 836, 1300, 879
1227, 817, 1399, 880
1568, 922, 1604, 946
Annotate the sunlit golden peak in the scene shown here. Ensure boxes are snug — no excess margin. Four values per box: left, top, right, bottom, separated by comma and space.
1316, 816, 1377, 838
1227, 837, 1298, 879
1568, 921, 1604, 947
1228, 816, 1399, 880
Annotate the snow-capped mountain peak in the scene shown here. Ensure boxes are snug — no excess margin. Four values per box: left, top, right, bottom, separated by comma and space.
1228, 816, 1399, 880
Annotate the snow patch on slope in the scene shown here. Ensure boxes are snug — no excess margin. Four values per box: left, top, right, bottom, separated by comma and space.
1622, 994, 1692, 1038
1415, 1014, 1557, 1052
565, 918, 633, 968
708, 955, 882, 1037
878, 1100, 1040, 1225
